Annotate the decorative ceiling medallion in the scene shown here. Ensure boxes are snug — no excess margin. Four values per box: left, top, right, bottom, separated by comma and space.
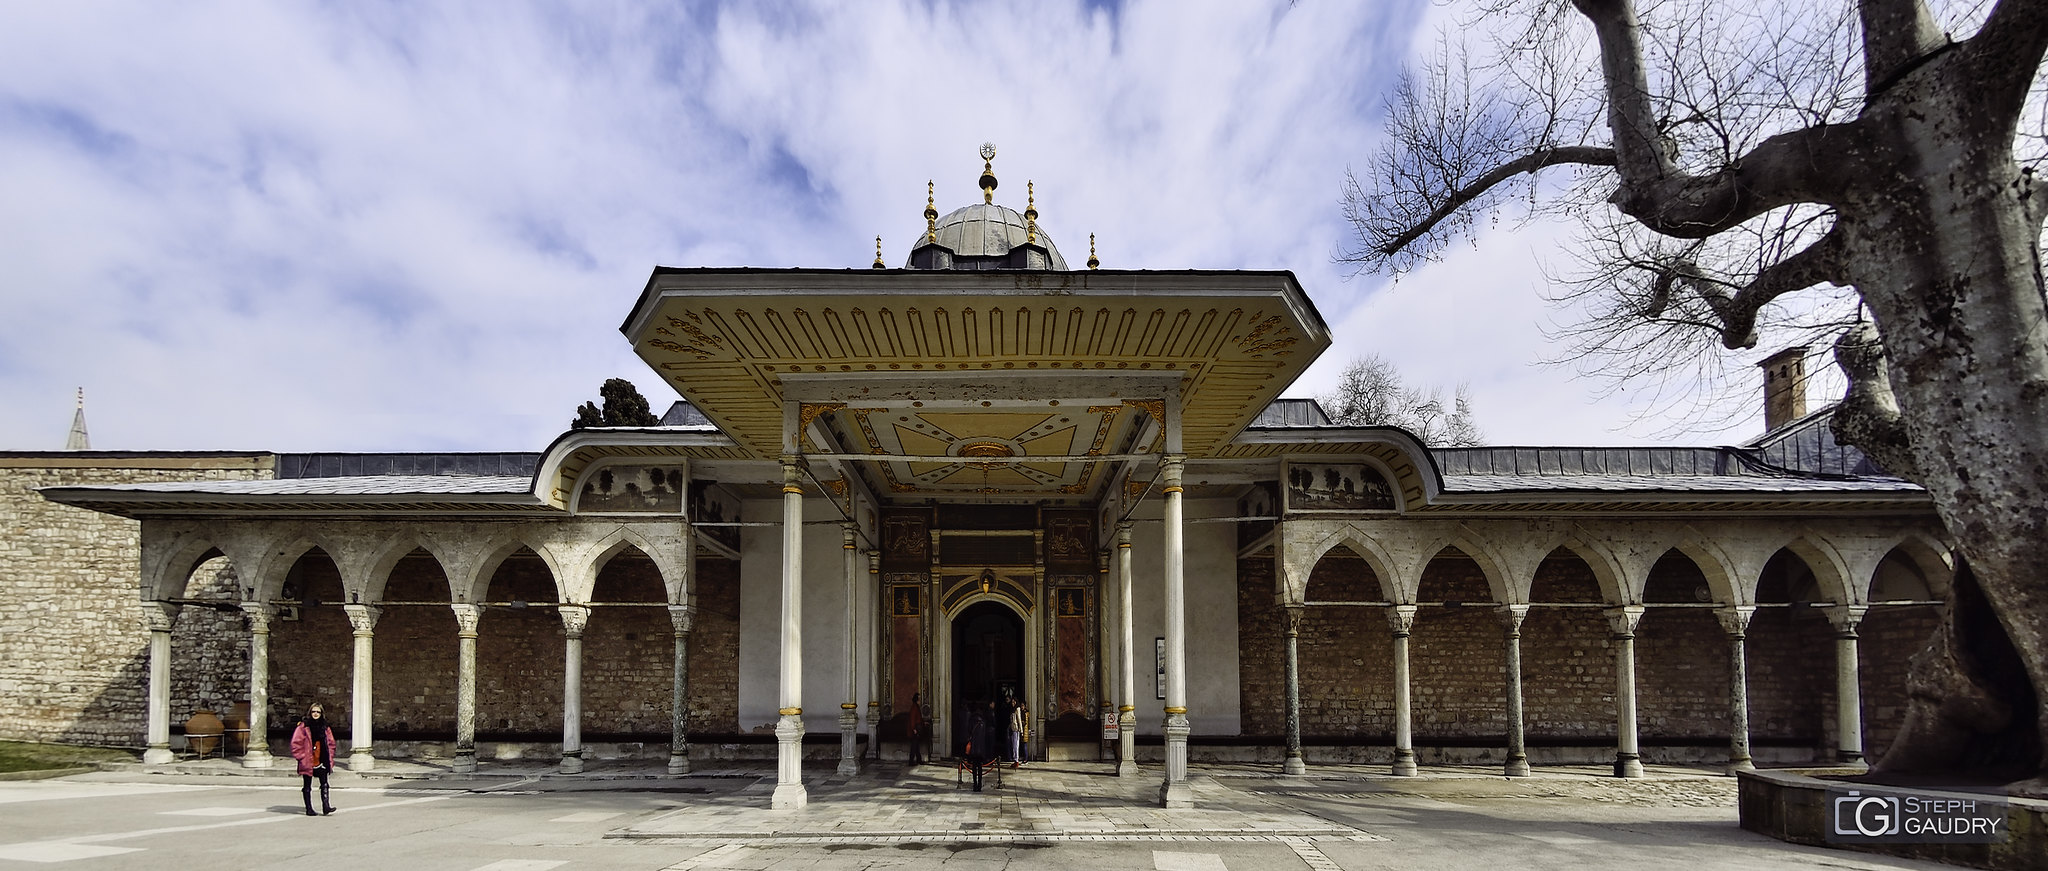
959, 441, 1015, 469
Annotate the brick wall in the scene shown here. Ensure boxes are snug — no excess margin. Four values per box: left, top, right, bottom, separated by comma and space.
1413, 552, 1506, 739
0, 455, 270, 746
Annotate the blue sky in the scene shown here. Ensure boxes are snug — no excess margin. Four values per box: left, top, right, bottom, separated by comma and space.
0, 1, 1793, 452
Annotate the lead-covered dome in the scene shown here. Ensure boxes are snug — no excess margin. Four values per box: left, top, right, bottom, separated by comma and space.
908, 203, 1068, 270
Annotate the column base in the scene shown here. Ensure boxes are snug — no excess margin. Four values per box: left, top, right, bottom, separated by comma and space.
1835, 752, 1868, 772
1504, 754, 1530, 777
772, 781, 809, 810
241, 749, 275, 769
668, 752, 691, 776
1283, 754, 1307, 776
1160, 780, 1195, 808
349, 749, 376, 772
1116, 760, 1139, 777
1725, 755, 1754, 775
1118, 723, 1137, 777
837, 711, 859, 776
773, 714, 805, 809
1614, 752, 1644, 778
143, 746, 175, 765
559, 751, 584, 775
453, 750, 477, 774
1391, 749, 1417, 777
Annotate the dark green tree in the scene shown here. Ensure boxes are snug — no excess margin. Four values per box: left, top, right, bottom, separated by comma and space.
570, 378, 662, 429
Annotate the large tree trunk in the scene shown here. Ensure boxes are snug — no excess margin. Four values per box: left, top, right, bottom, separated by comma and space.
1845, 75, 2048, 791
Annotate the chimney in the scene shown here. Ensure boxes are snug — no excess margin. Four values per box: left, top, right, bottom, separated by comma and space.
1758, 347, 1809, 432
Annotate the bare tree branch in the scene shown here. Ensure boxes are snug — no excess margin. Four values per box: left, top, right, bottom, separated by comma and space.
1349, 145, 1616, 260
1573, 0, 1860, 235
1952, 0, 2048, 139
1646, 227, 1848, 349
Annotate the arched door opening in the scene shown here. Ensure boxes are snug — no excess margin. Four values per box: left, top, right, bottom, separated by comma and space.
951, 601, 1024, 758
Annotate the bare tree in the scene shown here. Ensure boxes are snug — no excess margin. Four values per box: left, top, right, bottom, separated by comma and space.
1345, 0, 2048, 791
1320, 354, 1486, 446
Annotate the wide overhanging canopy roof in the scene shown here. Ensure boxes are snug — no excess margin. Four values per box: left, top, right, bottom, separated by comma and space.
622, 268, 1330, 500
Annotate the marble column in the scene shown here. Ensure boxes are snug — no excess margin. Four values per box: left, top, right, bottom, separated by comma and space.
1501, 604, 1530, 777
1116, 522, 1137, 777
1283, 604, 1306, 776
240, 602, 275, 768
669, 604, 694, 775
1607, 605, 1645, 778
867, 550, 882, 761
142, 601, 180, 765
838, 523, 860, 776
1828, 605, 1869, 768
1716, 605, 1756, 773
1388, 604, 1418, 776
558, 604, 590, 774
773, 457, 808, 810
342, 604, 380, 772
1159, 455, 1192, 808
450, 604, 481, 774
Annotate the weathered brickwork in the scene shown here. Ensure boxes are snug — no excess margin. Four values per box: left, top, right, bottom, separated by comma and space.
168, 558, 249, 729
1859, 605, 1941, 760
1638, 555, 1731, 743
270, 552, 354, 730
585, 554, 675, 736
1522, 553, 1616, 741
1413, 553, 1506, 739
0, 456, 270, 746
687, 557, 741, 733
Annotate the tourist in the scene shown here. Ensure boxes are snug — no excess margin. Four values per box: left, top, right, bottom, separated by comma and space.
1007, 699, 1024, 766
289, 703, 337, 816
906, 693, 926, 765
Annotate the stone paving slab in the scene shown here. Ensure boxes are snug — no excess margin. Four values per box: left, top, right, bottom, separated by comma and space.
615, 760, 1378, 844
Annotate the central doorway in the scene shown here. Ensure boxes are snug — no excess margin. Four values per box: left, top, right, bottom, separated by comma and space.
950, 601, 1024, 758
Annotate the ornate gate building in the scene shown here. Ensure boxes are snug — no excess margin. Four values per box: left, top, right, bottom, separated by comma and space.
14, 153, 1948, 808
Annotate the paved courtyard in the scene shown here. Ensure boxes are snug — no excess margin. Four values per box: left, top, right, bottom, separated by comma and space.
0, 759, 1957, 870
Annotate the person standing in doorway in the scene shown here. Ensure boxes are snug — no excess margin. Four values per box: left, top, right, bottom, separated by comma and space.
290, 703, 337, 816
906, 693, 926, 765
1007, 697, 1024, 766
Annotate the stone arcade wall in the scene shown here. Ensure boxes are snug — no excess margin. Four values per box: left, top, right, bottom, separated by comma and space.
0, 453, 272, 746
1235, 547, 1935, 765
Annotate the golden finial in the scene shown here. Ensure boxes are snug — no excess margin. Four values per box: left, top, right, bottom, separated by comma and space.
1087, 233, 1099, 269
978, 142, 998, 204
872, 235, 885, 269
924, 180, 938, 243
1025, 181, 1038, 244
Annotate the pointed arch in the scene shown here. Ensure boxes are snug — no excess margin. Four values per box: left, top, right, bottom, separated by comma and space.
1303, 528, 1402, 602
1878, 532, 1954, 599
1781, 536, 1854, 605
1412, 535, 1508, 603
141, 530, 230, 602
1553, 537, 1628, 604
1670, 533, 1741, 605
359, 531, 435, 604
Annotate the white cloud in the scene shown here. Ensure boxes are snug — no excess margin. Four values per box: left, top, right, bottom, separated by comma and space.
0, 0, 1790, 453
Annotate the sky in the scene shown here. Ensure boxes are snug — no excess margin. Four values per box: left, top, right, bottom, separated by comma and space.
0, 0, 1803, 453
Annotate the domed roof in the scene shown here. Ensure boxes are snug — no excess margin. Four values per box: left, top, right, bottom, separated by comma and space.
910, 203, 1068, 270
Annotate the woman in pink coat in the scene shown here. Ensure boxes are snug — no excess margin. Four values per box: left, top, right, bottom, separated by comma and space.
289, 703, 337, 816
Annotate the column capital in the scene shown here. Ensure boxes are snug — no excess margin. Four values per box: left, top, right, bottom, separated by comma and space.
558, 604, 592, 637
779, 455, 807, 485
240, 601, 274, 631
1117, 521, 1133, 546
668, 603, 695, 635
1714, 604, 1757, 637
142, 600, 180, 633
1605, 604, 1645, 638
1826, 604, 1868, 637
1498, 603, 1530, 634
1284, 603, 1305, 635
1160, 454, 1185, 487
449, 603, 482, 637
342, 603, 382, 634
841, 521, 857, 547
1385, 603, 1417, 637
